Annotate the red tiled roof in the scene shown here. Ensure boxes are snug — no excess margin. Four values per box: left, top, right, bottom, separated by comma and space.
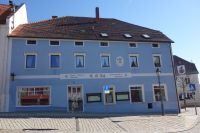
0, 4, 12, 24
9, 16, 173, 43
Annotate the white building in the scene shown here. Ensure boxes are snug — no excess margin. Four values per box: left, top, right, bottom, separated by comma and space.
0, 2, 28, 112
173, 55, 200, 107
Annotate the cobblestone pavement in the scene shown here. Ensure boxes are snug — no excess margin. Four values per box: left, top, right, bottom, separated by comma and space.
0, 108, 199, 133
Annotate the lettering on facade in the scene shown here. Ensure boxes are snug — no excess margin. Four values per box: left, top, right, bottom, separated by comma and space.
60, 73, 132, 79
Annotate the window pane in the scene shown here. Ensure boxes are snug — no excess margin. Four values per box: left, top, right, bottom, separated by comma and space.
100, 42, 108, 46
130, 86, 143, 102
27, 40, 36, 45
87, 93, 101, 103
154, 86, 166, 101
129, 56, 138, 67
101, 55, 110, 67
76, 55, 84, 68
50, 41, 59, 45
19, 87, 50, 106
129, 43, 136, 47
153, 56, 161, 67
75, 41, 83, 46
116, 92, 129, 101
26, 55, 36, 68
51, 55, 60, 68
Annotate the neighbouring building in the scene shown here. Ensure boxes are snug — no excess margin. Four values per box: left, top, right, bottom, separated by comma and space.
7, 8, 179, 113
173, 55, 200, 107
0, 2, 28, 112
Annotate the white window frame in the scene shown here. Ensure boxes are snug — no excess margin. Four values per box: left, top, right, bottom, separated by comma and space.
16, 86, 51, 107
152, 43, 160, 48
100, 53, 111, 68
74, 41, 84, 47
152, 54, 162, 68
152, 84, 168, 102
74, 53, 86, 68
103, 85, 116, 105
49, 53, 61, 69
49, 40, 60, 46
99, 41, 109, 47
24, 53, 37, 69
26, 40, 37, 45
129, 54, 139, 68
129, 42, 137, 48
129, 85, 145, 103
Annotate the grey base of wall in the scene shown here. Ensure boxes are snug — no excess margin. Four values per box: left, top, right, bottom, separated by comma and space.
0, 111, 178, 118
180, 100, 200, 107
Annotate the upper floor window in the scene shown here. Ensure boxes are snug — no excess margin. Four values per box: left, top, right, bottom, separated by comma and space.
153, 85, 167, 101
129, 43, 137, 48
101, 54, 110, 68
152, 43, 159, 48
100, 42, 109, 47
50, 54, 60, 68
75, 53, 85, 68
50, 40, 60, 46
75, 41, 84, 46
153, 55, 161, 67
100, 33, 108, 37
129, 54, 139, 68
25, 54, 36, 69
27, 40, 36, 45
130, 85, 144, 103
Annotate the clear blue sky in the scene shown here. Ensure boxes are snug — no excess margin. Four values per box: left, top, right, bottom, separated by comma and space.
2, 0, 200, 75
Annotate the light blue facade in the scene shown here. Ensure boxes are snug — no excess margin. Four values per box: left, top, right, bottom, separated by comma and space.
9, 38, 179, 113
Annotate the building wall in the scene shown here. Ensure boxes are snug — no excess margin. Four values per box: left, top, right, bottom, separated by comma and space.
9, 39, 179, 113
0, 4, 27, 112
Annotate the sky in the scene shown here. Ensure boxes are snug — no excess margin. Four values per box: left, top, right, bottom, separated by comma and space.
1, 0, 200, 77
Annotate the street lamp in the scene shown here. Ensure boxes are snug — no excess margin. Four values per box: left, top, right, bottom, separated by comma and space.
156, 68, 165, 116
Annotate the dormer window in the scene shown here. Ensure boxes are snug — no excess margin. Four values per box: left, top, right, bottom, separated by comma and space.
129, 43, 137, 48
124, 34, 132, 38
100, 42, 109, 47
75, 41, 84, 46
27, 40, 36, 45
152, 43, 159, 48
50, 40, 60, 46
100, 33, 108, 37
141, 34, 151, 39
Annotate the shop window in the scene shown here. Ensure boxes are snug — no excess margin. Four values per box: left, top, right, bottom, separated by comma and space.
130, 85, 144, 102
116, 92, 129, 101
18, 87, 50, 106
153, 85, 167, 101
86, 93, 102, 103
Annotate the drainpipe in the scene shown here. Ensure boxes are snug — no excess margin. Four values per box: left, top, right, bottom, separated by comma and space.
169, 43, 181, 113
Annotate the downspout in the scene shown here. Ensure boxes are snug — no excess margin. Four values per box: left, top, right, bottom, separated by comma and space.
169, 43, 181, 113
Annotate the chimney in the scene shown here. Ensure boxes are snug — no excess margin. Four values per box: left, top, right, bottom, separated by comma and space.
52, 16, 58, 19
95, 7, 100, 22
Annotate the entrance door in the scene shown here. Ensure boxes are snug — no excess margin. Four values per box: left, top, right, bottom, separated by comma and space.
68, 85, 83, 112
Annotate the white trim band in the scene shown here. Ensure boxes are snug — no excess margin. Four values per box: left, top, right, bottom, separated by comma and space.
15, 72, 173, 80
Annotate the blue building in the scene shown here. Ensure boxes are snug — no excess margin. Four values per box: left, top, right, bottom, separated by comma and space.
8, 8, 179, 113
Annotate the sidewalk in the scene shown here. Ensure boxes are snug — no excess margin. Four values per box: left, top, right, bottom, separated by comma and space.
0, 108, 199, 133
